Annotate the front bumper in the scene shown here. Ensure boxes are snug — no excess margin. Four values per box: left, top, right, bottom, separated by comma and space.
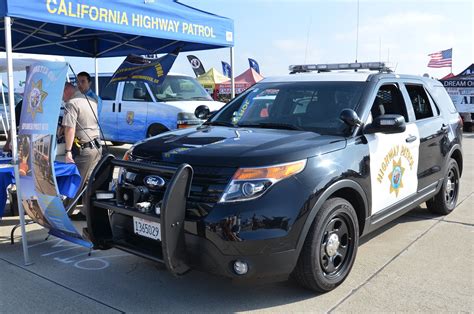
85, 155, 305, 281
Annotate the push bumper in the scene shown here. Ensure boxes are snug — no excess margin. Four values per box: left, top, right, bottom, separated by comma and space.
84, 155, 301, 281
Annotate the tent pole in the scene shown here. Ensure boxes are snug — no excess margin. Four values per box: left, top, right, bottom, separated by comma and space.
5, 16, 32, 266
94, 58, 99, 95
0, 77, 10, 131
230, 47, 235, 99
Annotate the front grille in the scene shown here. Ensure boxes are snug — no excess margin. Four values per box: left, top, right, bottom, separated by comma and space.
119, 158, 236, 206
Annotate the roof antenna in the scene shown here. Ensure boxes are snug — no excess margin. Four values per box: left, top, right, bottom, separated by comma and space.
379, 37, 382, 62
304, 16, 312, 64
355, 0, 360, 63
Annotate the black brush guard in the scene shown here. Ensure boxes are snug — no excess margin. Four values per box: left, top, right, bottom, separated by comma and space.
84, 154, 193, 275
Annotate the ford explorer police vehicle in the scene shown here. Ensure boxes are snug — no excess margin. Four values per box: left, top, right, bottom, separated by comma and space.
94, 73, 225, 144
85, 62, 463, 292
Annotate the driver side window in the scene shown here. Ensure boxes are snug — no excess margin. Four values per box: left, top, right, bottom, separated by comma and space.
370, 83, 408, 121
122, 81, 152, 102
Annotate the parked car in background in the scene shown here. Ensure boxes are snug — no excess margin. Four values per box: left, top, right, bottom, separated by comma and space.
83, 73, 225, 145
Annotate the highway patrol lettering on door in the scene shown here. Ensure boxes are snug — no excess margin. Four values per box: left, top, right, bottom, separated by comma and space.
367, 124, 420, 214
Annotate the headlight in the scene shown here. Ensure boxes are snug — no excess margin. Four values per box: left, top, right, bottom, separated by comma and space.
118, 148, 133, 185
177, 112, 202, 129
219, 159, 307, 203
123, 148, 133, 161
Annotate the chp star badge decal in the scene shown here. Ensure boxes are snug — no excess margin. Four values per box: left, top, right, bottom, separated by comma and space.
27, 80, 48, 120
388, 157, 405, 197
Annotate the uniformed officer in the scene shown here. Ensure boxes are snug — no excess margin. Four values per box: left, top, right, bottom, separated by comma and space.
62, 82, 102, 220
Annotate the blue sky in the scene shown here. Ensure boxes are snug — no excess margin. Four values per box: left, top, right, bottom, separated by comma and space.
5, 0, 474, 89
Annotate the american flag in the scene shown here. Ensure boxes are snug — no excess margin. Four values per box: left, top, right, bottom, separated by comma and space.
427, 48, 452, 68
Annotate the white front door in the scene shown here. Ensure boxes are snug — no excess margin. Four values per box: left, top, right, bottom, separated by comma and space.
367, 123, 420, 215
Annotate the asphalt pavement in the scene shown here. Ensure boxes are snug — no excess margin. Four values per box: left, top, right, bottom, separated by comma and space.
0, 136, 473, 313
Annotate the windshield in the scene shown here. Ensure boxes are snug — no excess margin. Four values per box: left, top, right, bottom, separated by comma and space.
148, 75, 212, 102
210, 81, 366, 135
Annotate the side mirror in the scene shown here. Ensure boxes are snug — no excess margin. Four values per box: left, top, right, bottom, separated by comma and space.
340, 109, 362, 127
195, 105, 211, 119
365, 114, 406, 134
133, 88, 146, 100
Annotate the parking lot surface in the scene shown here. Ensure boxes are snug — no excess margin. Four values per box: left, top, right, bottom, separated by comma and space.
1, 135, 473, 313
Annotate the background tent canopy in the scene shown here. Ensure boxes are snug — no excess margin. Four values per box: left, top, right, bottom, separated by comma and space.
197, 67, 229, 89
0, 0, 234, 57
218, 68, 263, 94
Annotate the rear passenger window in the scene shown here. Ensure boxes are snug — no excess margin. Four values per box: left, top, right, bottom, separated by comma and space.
99, 82, 118, 100
92, 76, 118, 101
405, 84, 434, 120
433, 86, 458, 114
370, 84, 408, 121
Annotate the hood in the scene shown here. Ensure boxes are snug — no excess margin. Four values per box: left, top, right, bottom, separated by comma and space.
131, 126, 346, 167
162, 100, 225, 113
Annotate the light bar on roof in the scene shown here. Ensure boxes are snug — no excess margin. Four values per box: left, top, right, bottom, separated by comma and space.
289, 62, 389, 73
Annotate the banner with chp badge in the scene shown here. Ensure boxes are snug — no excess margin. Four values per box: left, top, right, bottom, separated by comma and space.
18, 61, 92, 248
187, 55, 206, 77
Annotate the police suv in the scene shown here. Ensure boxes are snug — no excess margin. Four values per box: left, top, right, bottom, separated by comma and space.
85, 62, 463, 292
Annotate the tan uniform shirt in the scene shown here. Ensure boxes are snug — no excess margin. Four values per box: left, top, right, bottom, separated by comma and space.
62, 90, 99, 144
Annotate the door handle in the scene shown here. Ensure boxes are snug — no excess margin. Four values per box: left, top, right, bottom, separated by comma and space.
118, 103, 122, 112
112, 103, 115, 112
405, 135, 417, 143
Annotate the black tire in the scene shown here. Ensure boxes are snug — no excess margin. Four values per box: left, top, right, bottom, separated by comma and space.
293, 197, 359, 293
147, 124, 167, 138
426, 158, 460, 215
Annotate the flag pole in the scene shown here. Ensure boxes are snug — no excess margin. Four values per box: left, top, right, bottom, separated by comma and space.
451, 48, 453, 74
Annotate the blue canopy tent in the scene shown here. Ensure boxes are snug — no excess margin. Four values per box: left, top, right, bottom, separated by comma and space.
0, 0, 235, 263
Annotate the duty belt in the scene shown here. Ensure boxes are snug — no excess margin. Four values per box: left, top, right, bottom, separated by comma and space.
80, 138, 101, 149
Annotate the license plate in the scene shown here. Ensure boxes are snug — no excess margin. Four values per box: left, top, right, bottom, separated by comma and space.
133, 217, 161, 241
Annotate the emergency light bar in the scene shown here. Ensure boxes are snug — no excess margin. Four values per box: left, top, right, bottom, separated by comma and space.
289, 62, 391, 73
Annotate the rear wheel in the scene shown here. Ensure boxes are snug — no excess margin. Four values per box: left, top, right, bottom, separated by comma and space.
293, 197, 359, 293
147, 124, 168, 138
426, 158, 460, 215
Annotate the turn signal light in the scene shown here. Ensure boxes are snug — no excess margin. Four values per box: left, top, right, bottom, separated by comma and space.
233, 160, 307, 181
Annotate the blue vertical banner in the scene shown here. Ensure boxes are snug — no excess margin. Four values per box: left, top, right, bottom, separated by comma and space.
18, 61, 92, 248
221, 61, 232, 78
248, 58, 260, 74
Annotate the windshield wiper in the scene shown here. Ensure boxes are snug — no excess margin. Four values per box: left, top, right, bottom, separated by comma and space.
238, 122, 303, 131
189, 96, 212, 101
156, 96, 185, 101
202, 121, 235, 127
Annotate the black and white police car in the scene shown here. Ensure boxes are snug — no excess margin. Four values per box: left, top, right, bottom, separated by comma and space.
85, 62, 463, 292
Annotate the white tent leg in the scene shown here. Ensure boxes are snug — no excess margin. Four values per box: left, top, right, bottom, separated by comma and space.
5, 16, 32, 266
0, 114, 6, 136
0, 77, 10, 131
230, 47, 235, 99
94, 57, 99, 95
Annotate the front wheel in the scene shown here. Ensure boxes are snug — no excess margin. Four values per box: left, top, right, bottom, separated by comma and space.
147, 124, 168, 138
426, 158, 460, 215
293, 197, 359, 293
